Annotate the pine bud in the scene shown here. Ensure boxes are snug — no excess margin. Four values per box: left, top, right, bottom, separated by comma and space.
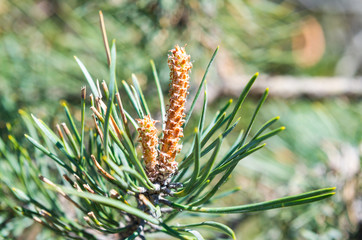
137, 115, 159, 180
157, 45, 192, 182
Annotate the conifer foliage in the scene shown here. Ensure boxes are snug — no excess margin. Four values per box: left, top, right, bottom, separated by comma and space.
0, 12, 335, 239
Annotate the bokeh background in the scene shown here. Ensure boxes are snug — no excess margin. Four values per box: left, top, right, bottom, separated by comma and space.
0, 0, 361, 239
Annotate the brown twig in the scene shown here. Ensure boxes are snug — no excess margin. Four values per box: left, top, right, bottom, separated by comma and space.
39, 175, 84, 211
115, 92, 128, 125
92, 114, 104, 141
90, 155, 115, 181
99, 11, 111, 67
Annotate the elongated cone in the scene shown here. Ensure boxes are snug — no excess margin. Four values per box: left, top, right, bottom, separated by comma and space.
158, 45, 192, 182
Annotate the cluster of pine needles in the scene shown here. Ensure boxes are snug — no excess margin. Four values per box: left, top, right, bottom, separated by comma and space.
0, 11, 335, 239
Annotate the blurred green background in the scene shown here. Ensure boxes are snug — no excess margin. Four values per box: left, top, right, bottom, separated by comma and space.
0, 0, 361, 239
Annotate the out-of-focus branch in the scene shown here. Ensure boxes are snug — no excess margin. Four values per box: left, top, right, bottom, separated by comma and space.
221, 75, 362, 99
